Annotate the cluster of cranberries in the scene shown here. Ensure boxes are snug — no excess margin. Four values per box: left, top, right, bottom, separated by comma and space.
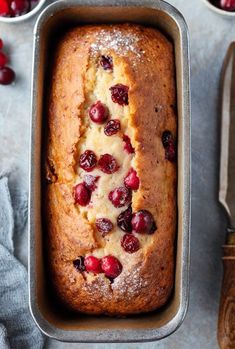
74, 76, 136, 210
89, 99, 127, 136
74, 161, 139, 210
211, 0, 235, 11
74, 150, 120, 206
89, 100, 133, 153
108, 167, 139, 209
0, 39, 15, 85
118, 206, 156, 253
72, 55, 160, 279
0, 0, 39, 17
73, 255, 122, 279
73, 206, 156, 279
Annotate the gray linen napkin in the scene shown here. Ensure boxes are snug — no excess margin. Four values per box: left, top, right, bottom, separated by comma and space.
0, 174, 44, 349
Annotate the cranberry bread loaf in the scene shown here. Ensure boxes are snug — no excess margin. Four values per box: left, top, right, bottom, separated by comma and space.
45, 24, 177, 315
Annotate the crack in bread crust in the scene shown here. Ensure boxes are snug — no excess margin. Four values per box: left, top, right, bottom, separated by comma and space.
45, 24, 177, 315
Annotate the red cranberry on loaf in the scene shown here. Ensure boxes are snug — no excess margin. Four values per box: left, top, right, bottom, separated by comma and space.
117, 206, 132, 232
104, 119, 121, 136
110, 84, 129, 106
123, 135, 135, 154
124, 168, 139, 190
89, 101, 109, 124
84, 256, 102, 274
121, 233, 140, 253
98, 154, 119, 174
109, 186, 131, 208
79, 150, 97, 172
96, 218, 113, 236
131, 210, 157, 234
101, 255, 122, 278
73, 183, 91, 206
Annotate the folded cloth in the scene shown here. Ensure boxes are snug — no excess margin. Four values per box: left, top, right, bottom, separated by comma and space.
0, 175, 44, 349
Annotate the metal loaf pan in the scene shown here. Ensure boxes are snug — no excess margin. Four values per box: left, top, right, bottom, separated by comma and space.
29, 0, 191, 342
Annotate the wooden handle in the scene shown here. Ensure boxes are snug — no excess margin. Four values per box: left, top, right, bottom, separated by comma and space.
218, 246, 235, 349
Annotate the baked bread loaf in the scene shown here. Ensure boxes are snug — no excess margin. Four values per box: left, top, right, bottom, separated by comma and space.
45, 24, 177, 315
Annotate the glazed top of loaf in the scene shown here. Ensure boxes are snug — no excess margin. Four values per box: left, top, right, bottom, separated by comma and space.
46, 24, 177, 314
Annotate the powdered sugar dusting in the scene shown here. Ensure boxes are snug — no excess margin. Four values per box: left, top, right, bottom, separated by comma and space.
84, 275, 113, 299
112, 266, 149, 299
82, 265, 149, 301
90, 28, 145, 62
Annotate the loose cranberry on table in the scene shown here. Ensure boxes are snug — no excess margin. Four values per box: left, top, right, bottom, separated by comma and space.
104, 119, 121, 136
79, 150, 97, 172
101, 255, 122, 279
84, 256, 102, 274
89, 101, 109, 124
124, 168, 140, 190
100, 55, 113, 71
117, 205, 132, 232
83, 174, 99, 191
123, 135, 135, 154
0, 39, 15, 85
96, 218, 113, 236
73, 256, 85, 272
0, 51, 7, 67
109, 186, 131, 208
0, 38, 15, 85
0, 67, 15, 85
131, 210, 157, 234
121, 233, 140, 254
109, 84, 129, 106
98, 154, 119, 174
73, 182, 91, 206
162, 130, 176, 162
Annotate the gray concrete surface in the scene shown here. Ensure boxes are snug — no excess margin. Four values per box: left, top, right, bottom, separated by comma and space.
0, 0, 233, 348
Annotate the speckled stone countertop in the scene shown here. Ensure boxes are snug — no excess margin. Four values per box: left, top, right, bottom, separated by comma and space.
0, 0, 233, 348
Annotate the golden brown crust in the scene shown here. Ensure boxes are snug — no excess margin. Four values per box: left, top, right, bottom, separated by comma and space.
45, 24, 177, 315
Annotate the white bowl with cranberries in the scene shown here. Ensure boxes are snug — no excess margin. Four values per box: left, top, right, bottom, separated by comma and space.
202, 0, 235, 16
0, 0, 46, 22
